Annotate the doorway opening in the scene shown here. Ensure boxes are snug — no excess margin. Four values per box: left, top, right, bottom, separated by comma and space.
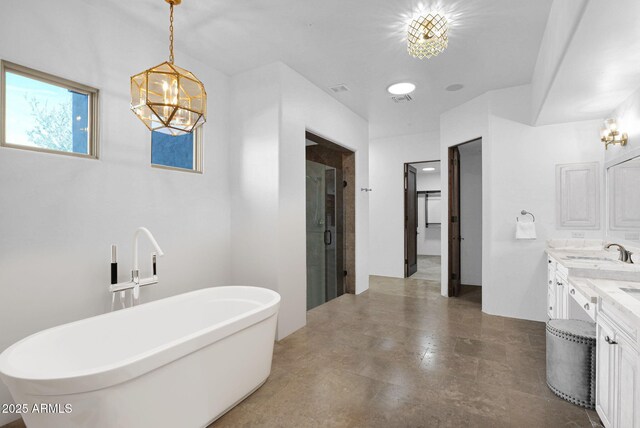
404, 160, 441, 280
305, 131, 355, 311
448, 138, 482, 301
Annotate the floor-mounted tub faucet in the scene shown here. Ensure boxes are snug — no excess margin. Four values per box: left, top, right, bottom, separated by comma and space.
132, 227, 165, 300
109, 227, 165, 306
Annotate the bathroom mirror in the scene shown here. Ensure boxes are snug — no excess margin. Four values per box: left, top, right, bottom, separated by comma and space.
606, 154, 640, 243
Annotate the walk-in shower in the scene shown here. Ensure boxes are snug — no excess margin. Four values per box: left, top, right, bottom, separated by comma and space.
306, 160, 344, 310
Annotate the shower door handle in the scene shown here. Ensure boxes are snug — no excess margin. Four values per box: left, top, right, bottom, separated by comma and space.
324, 230, 332, 246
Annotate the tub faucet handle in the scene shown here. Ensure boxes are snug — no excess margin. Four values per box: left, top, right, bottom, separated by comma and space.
152, 253, 157, 276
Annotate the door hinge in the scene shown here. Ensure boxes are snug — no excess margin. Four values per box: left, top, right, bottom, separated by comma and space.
343, 180, 347, 188
451, 216, 458, 223
451, 273, 458, 280
404, 174, 408, 190
405, 258, 408, 265
343, 270, 348, 277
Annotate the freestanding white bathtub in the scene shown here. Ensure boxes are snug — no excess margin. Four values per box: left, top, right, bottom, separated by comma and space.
0, 286, 280, 428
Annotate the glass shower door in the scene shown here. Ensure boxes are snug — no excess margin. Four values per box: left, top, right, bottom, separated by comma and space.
306, 160, 342, 310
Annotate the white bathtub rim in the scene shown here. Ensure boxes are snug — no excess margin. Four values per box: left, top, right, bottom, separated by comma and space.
0, 286, 280, 396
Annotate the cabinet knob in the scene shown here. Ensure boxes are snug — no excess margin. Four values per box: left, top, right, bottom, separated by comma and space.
549, 280, 552, 285
570, 289, 575, 295
549, 306, 553, 310
557, 281, 562, 286
548, 260, 552, 264
584, 303, 590, 310
605, 336, 618, 345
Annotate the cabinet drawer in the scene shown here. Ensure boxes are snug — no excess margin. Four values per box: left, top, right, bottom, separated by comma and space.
568, 283, 596, 321
548, 287, 555, 318
599, 300, 638, 347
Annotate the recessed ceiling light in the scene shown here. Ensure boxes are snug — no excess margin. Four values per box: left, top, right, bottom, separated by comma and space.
422, 167, 435, 171
446, 83, 464, 92
387, 82, 416, 95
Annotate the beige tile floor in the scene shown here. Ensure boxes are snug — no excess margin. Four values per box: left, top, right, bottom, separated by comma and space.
409, 255, 442, 281
2, 276, 602, 428
212, 276, 602, 428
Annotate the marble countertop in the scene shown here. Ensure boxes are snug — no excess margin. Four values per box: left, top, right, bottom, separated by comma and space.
545, 247, 640, 281
586, 278, 640, 325
546, 240, 640, 324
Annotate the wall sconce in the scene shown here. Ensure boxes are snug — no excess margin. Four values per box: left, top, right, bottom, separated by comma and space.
601, 118, 628, 150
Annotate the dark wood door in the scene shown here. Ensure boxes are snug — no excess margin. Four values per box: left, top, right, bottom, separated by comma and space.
405, 164, 418, 277
448, 147, 461, 296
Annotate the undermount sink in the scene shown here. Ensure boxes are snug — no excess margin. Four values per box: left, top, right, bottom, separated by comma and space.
621, 288, 640, 302
565, 256, 616, 262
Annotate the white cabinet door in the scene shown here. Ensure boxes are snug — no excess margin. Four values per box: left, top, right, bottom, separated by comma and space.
555, 277, 569, 319
555, 281, 563, 318
617, 335, 640, 428
597, 320, 616, 427
547, 258, 557, 318
556, 162, 600, 229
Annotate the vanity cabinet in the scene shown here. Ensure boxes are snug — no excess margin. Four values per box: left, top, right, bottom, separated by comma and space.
597, 318, 616, 427
596, 304, 640, 428
547, 257, 569, 319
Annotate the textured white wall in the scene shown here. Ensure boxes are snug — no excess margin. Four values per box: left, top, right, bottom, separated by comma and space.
416, 172, 440, 191
230, 62, 369, 339
0, 1, 231, 424
440, 94, 489, 298
440, 85, 603, 321
369, 133, 440, 277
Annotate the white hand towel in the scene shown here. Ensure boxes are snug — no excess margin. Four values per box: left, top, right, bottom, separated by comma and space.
516, 221, 537, 240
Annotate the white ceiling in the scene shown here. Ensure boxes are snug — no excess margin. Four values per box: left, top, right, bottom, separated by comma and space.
410, 161, 441, 174
97, 0, 553, 139
535, 0, 640, 125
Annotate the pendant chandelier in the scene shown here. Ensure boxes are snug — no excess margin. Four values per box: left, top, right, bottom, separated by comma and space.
407, 13, 449, 60
130, 0, 207, 135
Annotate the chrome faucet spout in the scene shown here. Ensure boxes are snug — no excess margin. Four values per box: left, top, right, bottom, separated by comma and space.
131, 227, 165, 301
133, 227, 165, 271
605, 243, 634, 264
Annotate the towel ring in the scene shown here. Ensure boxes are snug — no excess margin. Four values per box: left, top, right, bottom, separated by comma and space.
517, 210, 535, 222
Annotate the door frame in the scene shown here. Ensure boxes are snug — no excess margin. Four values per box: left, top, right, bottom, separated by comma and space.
305, 131, 356, 295
447, 138, 482, 297
404, 160, 440, 278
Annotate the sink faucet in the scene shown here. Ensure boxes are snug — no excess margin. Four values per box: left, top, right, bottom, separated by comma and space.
605, 243, 634, 264
109, 227, 165, 305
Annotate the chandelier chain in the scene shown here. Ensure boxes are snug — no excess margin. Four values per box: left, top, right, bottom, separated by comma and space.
169, 3, 174, 64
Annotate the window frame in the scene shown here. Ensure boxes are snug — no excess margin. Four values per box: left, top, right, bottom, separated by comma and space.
0, 60, 99, 159
150, 127, 203, 174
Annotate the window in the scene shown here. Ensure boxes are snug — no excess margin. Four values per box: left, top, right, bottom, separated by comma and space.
151, 128, 202, 173
1, 61, 99, 158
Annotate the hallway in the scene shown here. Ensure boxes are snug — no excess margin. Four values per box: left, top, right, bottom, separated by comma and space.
409, 255, 441, 281
213, 276, 600, 427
